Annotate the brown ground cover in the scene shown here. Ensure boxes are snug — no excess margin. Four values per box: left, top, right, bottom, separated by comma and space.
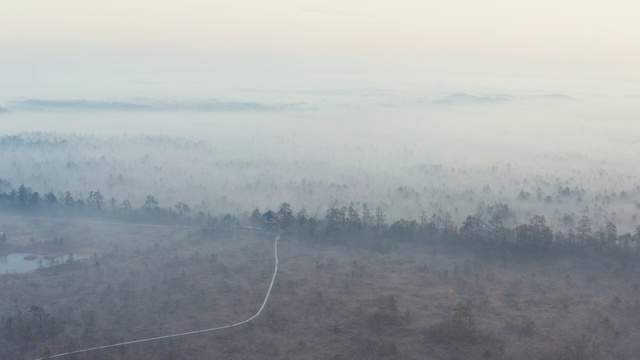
1, 216, 640, 359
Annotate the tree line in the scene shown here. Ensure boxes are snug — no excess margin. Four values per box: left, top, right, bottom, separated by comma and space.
0, 184, 240, 234
2, 183, 640, 259
255, 200, 640, 259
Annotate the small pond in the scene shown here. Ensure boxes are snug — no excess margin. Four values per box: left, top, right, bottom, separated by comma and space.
0, 253, 90, 275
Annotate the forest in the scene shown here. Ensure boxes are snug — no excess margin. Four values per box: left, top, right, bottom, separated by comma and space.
1, 104, 640, 360
3, 0, 640, 358
1, 181, 640, 260
3, 174, 640, 359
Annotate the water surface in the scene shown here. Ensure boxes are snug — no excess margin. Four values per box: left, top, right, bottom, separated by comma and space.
0, 253, 89, 275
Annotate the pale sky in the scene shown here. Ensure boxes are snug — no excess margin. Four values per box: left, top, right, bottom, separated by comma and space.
1, 0, 639, 100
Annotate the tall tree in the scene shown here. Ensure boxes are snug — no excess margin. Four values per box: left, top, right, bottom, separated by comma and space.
249, 208, 262, 228
576, 215, 593, 245
488, 214, 508, 243
87, 190, 104, 210
346, 203, 361, 233
62, 191, 74, 207
460, 215, 484, 241
175, 202, 191, 217
44, 191, 58, 205
17, 184, 30, 206
529, 215, 553, 252
120, 199, 132, 212
143, 195, 159, 212
278, 202, 294, 230
29, 192, 42, 207
604, 221, 618, 253
325, 206, 344, 236
362, 203, 374, 228
426, 214, 440, 242
375, 207, 387, 233
296, 208, 308, 228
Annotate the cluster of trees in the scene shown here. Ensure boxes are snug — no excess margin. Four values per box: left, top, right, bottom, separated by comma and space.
1, 304, 58, 350
0, 183, 240, 233
0, 183, 106, 210
3, 182, 640, 259
0, 184, 144, 213
252, 201, 640, 258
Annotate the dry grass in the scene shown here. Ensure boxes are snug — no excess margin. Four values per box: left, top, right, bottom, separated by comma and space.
1, 215, 640, 359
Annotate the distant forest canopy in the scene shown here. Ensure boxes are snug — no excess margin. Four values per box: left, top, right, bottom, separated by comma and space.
2, 183, 640, 259
3, 132, 640, 237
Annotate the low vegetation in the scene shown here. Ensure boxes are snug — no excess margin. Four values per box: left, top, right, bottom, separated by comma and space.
2, 208, 640, 359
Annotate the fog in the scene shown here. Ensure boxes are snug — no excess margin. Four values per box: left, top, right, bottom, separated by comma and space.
1, 91, 639, 231
4, 88, 640, 359
3, 1, 640, 357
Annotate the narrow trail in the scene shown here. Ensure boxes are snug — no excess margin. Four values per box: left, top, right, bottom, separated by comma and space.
32, 230, 282, 360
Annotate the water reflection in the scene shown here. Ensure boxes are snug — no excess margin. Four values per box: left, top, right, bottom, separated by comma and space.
0, 253, 89, 274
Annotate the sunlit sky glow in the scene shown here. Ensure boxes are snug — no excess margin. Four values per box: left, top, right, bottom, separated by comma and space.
1, 0, 639, 101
